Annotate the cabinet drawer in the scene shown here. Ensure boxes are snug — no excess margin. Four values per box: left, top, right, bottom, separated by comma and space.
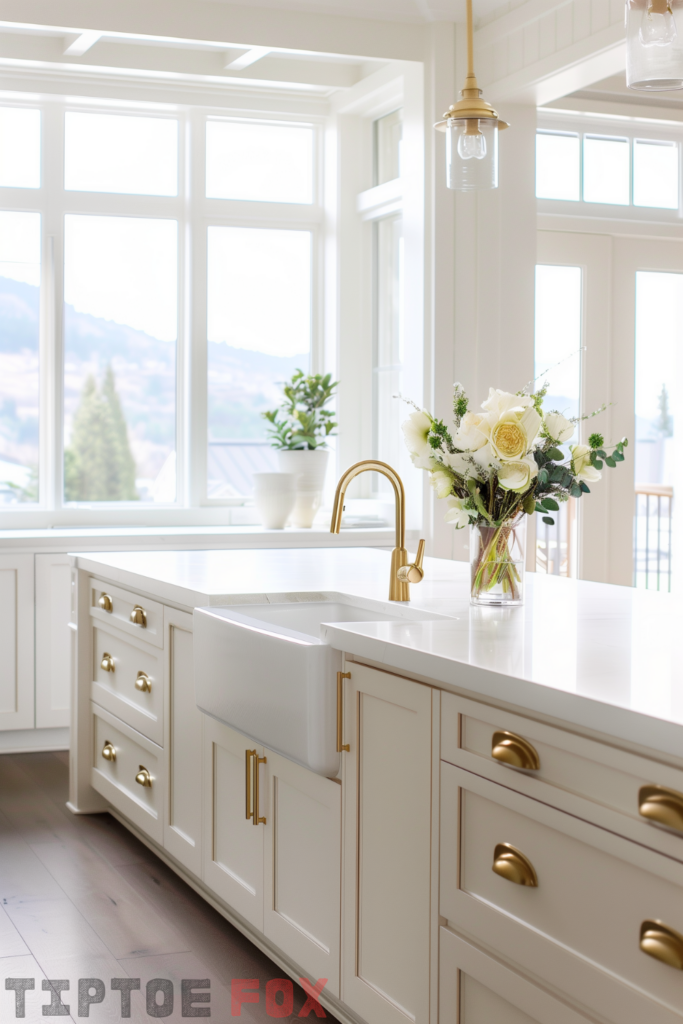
91, 626, 163, 745
89, 578, 163, 648
441, 692, 683, 862
440, 927, 599, 1024
91, 703, 164, 844
441, 763, 683, 1024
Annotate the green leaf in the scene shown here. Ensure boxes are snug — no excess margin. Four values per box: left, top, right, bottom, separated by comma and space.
605, 456, 616, 468
541, 497, 560, 511
542, 516, 555, 526
596, 450, 607, 459
621, 437, 629, 447
522, 494, 536, 515
538, 469, 549, 486
613, 451, 624, 462
579, 481, 590, 493
570, 484, 583, 498
561, 473, 573, 489
550, 466, 565, 483
593, 458, 603, 469
546, 447, 564, 462
535, 502, 546, 514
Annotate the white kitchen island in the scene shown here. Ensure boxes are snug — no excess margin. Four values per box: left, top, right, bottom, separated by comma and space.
69, 547, 683, 1024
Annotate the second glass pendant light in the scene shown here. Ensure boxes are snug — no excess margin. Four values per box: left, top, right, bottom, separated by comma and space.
626, 0, 683, 90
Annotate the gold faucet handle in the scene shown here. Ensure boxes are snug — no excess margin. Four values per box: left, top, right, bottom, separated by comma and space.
397, 539, 425, 584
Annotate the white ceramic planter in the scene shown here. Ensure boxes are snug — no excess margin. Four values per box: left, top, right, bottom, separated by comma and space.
277, 449, 330, 528
252, 472, 296, 529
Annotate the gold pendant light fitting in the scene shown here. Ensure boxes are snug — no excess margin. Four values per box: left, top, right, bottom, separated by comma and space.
434, 0, 509, 134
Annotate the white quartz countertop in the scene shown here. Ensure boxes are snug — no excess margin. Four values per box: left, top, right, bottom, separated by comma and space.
74, 547, 683, 760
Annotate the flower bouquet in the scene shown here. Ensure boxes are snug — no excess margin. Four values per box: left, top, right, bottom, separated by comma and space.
400, 383, 628, 606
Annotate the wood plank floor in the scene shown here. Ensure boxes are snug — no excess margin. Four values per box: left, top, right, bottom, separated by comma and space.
0, 752, 339, 1023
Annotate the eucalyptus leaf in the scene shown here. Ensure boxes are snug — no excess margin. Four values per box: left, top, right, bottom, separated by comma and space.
593, 458, 603, 469
535, 502, 546, 514
541, 497, 560, 511
550, 466, 565, 483
542, 516, 555, 526
580, 481, 590, 493
546, 447, 564, 461
605, 456, 616, 468
613, 451, 624, 462
538, 469, 549, 485
621, 437, 629, 447
570, 484, 583, 498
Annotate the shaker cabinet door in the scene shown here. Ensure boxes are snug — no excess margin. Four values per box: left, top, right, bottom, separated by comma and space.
35, 554, 72, 729
164, 607, 203, 876
0, 553, 34, 731
341, 662, 434, 1024
203, 716, 265, 930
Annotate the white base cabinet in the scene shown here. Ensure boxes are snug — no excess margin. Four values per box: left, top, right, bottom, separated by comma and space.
0, 553, 35, 731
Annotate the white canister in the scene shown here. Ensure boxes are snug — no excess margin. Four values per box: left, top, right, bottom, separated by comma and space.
277, 449, 330, 528
252, 472, 296, 530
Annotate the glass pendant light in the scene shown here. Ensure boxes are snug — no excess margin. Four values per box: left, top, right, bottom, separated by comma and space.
435, 0, 508, 190
626, 0, 683, 90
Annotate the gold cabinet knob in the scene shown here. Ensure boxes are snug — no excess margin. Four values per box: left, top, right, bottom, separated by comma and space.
100, 653, 115, 673
492, 730, 540, 771
130, 605, 147, 627
101, 741, 116, 762
135, 765, 152, 788
640, 920, 683, 970
638, 785, 683, 834
397, 539, 426, 583
492, 842, 538, 887
135, 671, 152, 693
98, 593, 113, 612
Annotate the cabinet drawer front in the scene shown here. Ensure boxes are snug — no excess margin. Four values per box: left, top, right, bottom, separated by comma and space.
89, 578, 163, 648
441, 764, 683, 1024
91, 704, 164, 843
92, 626, 163, 745
440, 928, 597, 1024
441, 692, 683, 862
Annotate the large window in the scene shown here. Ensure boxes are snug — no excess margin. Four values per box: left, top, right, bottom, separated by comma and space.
0, 101, 321, 517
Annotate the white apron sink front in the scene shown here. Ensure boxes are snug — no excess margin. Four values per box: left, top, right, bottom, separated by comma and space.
193, 595, 439, 775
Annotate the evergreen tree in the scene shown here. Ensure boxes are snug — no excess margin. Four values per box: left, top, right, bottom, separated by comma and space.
64, 366, 139, 501
657, 383, 674, 438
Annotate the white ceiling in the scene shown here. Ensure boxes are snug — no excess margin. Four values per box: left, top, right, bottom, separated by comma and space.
205, 0, 515, 24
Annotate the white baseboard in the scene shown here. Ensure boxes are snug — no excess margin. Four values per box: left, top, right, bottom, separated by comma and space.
0, 727, 69, 754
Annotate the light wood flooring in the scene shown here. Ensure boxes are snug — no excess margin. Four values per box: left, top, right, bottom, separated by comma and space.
0, 751, 338, 1022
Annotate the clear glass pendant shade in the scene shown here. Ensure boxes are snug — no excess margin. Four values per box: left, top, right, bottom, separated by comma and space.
626, 0, 683, 90
446, 118, 498, 190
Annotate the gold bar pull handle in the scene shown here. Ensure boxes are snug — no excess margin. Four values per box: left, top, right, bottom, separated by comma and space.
492, 730, 540, 771
638, 785, 683, 834
492, 843, 538, 887
640, 920, 683, 970
253, 754, 267, 826
245, 749, 255, 820
337, 671, 351, 753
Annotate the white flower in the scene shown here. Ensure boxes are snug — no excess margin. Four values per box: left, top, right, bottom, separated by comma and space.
544, 412, 575, 445
481, 388, 534, 418
453, 412, 489, 452
570, 444, 602, 483
498, 455, 539, 493
441, 451, 476, 476
472, 442, 501, 476
430, 469, 454, 499
444, 497, 475, 529
401, 411, 432, 462
412, 451, 440, 471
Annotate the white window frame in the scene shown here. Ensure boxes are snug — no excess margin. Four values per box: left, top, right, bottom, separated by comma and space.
0, 90, 326, 527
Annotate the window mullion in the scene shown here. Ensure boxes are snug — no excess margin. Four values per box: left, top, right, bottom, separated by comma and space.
189, 108, 208, 507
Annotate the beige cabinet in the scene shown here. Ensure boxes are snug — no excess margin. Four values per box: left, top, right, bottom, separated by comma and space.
164, 607, 203, 876
35, 554, 72, 729
0, 553, 34, 731
204, 718, 342, 991
341, 662, 434, 1024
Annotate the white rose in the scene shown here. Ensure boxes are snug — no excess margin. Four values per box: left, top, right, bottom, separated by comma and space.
544, 412, 575, 445
401, 411, 432, 461
570, 444, 602, 483
487, 405, 542, 462
481, 388, 534, 418
498, 455, 539, 493
453, 412, 489, 452
444, 497, 474, 529
430, 469, 454, 499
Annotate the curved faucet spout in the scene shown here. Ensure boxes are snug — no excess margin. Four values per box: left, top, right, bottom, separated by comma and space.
330, 460, 422, 602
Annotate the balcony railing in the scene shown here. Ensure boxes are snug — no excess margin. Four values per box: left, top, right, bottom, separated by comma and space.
634, 483, 673, 592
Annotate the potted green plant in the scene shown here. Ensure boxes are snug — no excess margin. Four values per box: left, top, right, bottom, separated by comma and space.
262, 369, 338, 528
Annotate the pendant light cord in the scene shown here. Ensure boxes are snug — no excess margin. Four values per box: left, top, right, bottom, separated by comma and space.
467, 0, 474, 80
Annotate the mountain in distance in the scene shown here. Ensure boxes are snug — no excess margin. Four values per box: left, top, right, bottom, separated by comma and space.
0, 275, 308, 483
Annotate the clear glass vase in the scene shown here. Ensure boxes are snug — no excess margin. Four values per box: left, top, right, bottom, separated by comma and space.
469, 515, 527, 607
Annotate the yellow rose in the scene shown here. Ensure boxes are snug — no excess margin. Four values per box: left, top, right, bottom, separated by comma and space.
490, 419, 526, 459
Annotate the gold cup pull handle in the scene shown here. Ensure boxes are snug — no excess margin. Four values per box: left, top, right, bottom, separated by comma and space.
640, 920, 683, 970
100, 653, 115, 673
638, 785, 683, 834
245, 749, 255, 820
492, 730, 540, 771
98, 593, 113, 612
135, 671, 152, 693
135, 765, 152, 788
252, 754, 267, 826
492, 843, 538, 887
130, 605, 147, 627
396, 539, 426, 584
101, 741, 116, 762
337, 671, 351, 753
